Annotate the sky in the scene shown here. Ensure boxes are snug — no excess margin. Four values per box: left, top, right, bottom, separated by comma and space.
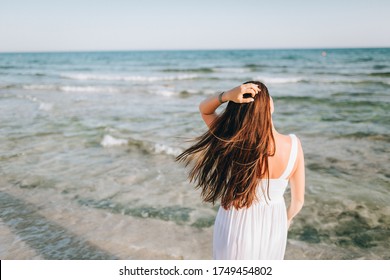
0, 0, 389, 52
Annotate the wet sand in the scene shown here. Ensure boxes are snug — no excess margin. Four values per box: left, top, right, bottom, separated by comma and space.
1, 178, 385, 260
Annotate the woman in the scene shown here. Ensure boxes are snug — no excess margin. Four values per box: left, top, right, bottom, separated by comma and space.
176, 81, 305, 260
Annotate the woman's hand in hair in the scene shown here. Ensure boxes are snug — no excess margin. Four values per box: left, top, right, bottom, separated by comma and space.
224, 83, 261, 103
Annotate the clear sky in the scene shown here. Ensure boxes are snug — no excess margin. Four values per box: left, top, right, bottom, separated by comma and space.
0, 0, 389, 52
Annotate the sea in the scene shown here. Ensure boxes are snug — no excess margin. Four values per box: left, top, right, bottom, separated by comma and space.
0, 48, 389, 260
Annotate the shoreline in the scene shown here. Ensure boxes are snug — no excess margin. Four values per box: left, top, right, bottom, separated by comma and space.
0, 178, 386, 260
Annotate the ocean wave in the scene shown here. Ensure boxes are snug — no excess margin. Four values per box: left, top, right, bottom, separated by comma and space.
162, 67, 249, 73
336, 132, 390, 142
38, 102, 53, 111
350, 57, 373, 62
33, 73, 46, 77
100, 134, 183, 156
61, 86, 119, 93
22, 84, 120, 93
368, 72, 390, 77
244, 63, 266, 68
276, 95, 386, 107
320, 79, 390, 87
77, 198, 193, 225
22, 84, 56, 91
18, 94, 39, 102
0, 65, 17, 69
20, 84, 210, 95
331, 91, 374, 97
253, 76, 390, 87
60, 73, 199, 82
153, 143, 183, 156
214, 67, 250, 73
281, 55, 300, 60
373, 65, 387, 70
100, 135, 128, 147
147, 86, 206, 97
0, 84, 14, 89
13, 93, 53, 111
162, 67, 214, 73
155, 89, 197, 97
255, 77, 304, 84
276, 95, 326, 103
155, 89, 177, 97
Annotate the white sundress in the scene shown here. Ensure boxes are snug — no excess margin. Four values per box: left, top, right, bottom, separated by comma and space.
213, 134, 298, 260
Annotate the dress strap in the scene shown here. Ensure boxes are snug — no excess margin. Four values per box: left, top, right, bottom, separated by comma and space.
279, 134, 298, 180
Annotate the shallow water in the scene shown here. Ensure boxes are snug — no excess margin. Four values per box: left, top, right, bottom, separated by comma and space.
0, 48, 389, 259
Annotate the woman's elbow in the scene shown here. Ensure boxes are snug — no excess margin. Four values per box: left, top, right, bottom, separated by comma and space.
293, 198, 304, 209
199, 102, 208, 115
198, 103, 203, 113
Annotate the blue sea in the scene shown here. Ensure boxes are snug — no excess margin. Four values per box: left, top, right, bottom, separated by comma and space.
0, 48, 389, 259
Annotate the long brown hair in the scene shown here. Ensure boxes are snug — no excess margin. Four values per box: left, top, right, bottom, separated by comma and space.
176, 81, 275, 210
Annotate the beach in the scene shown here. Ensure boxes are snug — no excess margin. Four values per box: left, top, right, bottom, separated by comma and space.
0, 48, 389, 259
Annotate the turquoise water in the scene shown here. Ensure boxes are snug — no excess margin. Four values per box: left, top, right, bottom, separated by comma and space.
0, 48, 389, 259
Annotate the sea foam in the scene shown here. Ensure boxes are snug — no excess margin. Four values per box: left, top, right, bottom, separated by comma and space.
153, 143, 183, 156
38, 102, 53, 111
23, 84, 120, 93
60, 86, 119, 93
155, 89, 177, 97
100, 135, 128, 147
256, 77, 304, 84
60, 73, 198, 82
23, 85, 56, 91
101, 134, 182, 157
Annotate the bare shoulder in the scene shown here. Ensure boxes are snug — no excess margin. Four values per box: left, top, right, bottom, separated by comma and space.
274, 132, 297, 143
286, 133, 302, 145
293, 134, 303, 148
292, 134, 304, 158
275, 132, 304, 153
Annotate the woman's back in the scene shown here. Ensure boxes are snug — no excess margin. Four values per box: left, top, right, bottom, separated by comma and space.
267, 132, 298, 180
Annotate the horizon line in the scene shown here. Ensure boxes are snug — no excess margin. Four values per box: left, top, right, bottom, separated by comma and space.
0, 46, 389, 54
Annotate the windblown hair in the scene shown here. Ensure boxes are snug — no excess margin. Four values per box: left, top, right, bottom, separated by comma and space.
176, 81, 275, 210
